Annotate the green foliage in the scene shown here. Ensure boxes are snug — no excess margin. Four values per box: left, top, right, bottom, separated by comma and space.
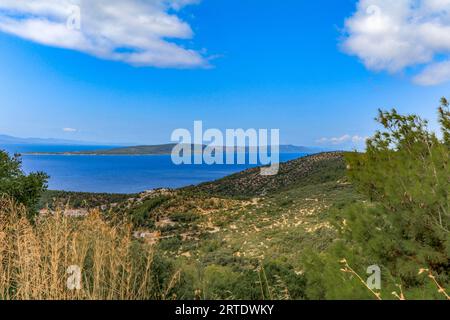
439, 97, 450, 146
10, 99, 447, 300
130, 196, 169, 228
201, 265, 242, 299
191, 152, 346, 198
170, 211, 199, 223
0, 150, 48, 219
260, 260, 307, 300
159, 236, 183, 252
40, 190, 135, 209
303, 99, 450, 300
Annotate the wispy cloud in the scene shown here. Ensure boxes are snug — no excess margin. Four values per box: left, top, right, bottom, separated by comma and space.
317, 134, 367, 146
63, 127, 77, 133
0, 0, 208, 68
342, 0, 450, 85
413, 60, 450, 86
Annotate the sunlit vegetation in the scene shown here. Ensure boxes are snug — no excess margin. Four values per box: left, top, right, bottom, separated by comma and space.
1, 99, 448, 300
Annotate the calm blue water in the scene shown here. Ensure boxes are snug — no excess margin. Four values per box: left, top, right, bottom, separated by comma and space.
1, 144, 307, 194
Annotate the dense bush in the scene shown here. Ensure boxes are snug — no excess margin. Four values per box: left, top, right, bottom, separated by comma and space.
129, 196, 169, 228
303, 99, 449, 300
0, 151, 48, 219
40, 190, 135, 209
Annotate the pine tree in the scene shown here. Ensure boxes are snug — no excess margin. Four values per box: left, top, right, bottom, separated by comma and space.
303, 99, 449, 300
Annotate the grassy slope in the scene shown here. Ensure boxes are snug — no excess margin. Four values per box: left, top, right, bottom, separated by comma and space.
41, 152, 362, 298
163, 152, 359, 260
190, 152, 347, 197
160, 153, 362, 298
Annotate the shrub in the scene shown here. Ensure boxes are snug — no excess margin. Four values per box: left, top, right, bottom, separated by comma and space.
303, 99, 450, 300
0, 151, 48, 219
130, 196, 169, 228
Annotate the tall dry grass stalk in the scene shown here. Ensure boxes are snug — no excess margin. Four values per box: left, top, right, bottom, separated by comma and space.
0, 196, 156, 300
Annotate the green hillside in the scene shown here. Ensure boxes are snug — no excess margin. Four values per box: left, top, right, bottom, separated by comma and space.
191, 152, 347, 197
5, 101, 449, 301
43, 151, 359, 299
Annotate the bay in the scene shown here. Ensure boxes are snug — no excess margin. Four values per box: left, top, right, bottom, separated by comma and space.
1, 144, 308, 194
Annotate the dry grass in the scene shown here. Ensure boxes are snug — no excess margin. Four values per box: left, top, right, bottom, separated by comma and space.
0, 196, 158, 300
339, 259, 450, 300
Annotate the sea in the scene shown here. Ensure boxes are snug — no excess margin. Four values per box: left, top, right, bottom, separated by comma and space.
1, 144, 308, 194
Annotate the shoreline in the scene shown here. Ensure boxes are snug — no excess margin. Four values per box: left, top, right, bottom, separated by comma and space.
23, 151, 310, 157
23, 153, 175, 156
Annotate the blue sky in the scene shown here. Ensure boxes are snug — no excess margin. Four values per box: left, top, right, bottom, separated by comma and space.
0, 0, 449, 148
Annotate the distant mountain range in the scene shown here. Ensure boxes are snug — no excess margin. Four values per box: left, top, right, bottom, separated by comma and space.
0, 134, 102, 146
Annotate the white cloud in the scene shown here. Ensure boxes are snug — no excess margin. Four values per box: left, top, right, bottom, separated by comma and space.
343, 0, 450, 85
413, 60, 450, 85
317, 135, 368, 146
0, 0, 208, 68
63, 127, 77, 132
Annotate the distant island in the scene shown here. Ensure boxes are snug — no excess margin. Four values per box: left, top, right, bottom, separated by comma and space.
25, 144, 323, 155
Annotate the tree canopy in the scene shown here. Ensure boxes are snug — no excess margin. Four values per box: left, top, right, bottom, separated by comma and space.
0, 150, 48, 219
303, 98, 449, 300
